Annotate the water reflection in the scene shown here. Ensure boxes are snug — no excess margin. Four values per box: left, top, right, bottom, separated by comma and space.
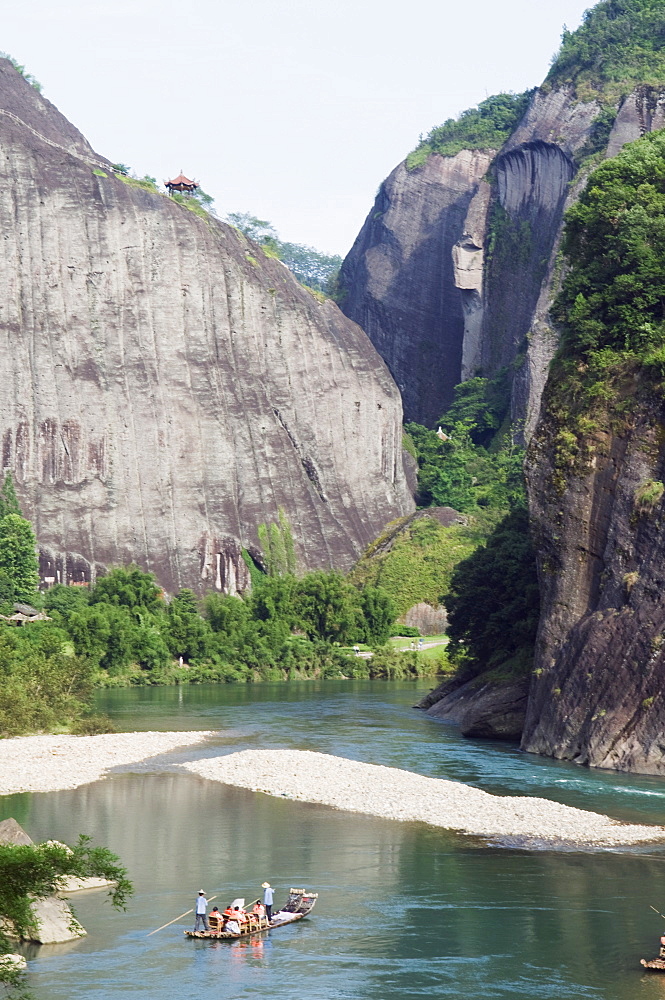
2, 771, 665, 1000
2, 683, 665, 998
95, 681, 665, 823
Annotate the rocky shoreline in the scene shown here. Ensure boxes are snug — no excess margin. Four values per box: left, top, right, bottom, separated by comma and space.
1, 736, 663, 848
184, 748, 665, 847
0, 732, 212, 794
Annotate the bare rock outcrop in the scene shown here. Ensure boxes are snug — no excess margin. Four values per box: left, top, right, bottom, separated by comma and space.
523, 397, 665, 774
339, 150, 494, 425
419, 675, 527, 740
339, 85, 665, 439
0, 819, 86, 944
403, 602, 447, 636
0, 59, 412, 592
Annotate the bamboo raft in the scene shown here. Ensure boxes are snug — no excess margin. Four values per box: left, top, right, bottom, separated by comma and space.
640, 956, 665, 971
184, 889, 317, 940
640, 935, 665, 970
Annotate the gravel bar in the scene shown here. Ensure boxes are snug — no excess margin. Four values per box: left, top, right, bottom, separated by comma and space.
184, 748, 665, 846
0, 732, 213, 795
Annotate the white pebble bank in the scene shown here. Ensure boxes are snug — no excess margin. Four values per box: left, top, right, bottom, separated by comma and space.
0, 732, 213, 794
184, 748, 665, 847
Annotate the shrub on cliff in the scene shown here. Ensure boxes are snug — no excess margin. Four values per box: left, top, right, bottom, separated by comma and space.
550, 128, 665, 420
406, 91, 532, 169
445, 507, 540, 681
547, 0, 665, 101
405, 422, 525, 512
225, 212, 342, 294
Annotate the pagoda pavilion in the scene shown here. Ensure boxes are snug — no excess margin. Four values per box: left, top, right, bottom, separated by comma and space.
164, 172, 199, 196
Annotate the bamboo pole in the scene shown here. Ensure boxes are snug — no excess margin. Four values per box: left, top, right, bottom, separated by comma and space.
147, 895, 218, 936
650, 905, 665, 921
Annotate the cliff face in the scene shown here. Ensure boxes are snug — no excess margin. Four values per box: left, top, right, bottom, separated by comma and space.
339, 150, 493, 426
523, 395, 665, 774
0, 60, 413, 593
340, 86, 665, 436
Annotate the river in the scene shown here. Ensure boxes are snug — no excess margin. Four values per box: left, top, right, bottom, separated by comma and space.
3, 680, 665, 1000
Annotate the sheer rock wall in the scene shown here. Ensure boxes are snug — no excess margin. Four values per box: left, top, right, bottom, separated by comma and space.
523, 397, 665, 774
339, 150, 493, 426
0, 60, 412, 593
340, 86, 665, 437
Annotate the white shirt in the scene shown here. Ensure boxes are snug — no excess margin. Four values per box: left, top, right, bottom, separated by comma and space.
196, 896, 207, 914
263, 887, 274, 905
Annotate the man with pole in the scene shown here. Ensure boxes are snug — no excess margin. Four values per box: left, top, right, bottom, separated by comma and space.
194, 890, 209, 933
262, 882, 274, 923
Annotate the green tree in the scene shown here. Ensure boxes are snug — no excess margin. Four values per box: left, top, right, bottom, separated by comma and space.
203, 593, 251, 634
357, 586, 396, 645
0, 473, 21, 519
167, 589, 211, 661
44, 583, 90, 619
90, 566, 163, 612
249, 573, 300, 628
446, 507, 540, 678
438, 371, 510, 447
0, 836, 131, 998
0, 514, 39, 603
294, 571, 360, 643
0, 626, 96, 736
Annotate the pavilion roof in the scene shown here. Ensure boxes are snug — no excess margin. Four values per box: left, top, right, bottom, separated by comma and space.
165, 172, 198, 187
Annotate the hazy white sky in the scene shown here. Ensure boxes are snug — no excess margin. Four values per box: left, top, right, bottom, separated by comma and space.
3, 0, 592, 255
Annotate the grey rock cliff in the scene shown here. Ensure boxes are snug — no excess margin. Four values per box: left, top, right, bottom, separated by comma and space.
0, 60, 413, 592
523, 396, 665, 774
340, 86, 665, 439
422, 676, 527, 741
339, 150, 494, 425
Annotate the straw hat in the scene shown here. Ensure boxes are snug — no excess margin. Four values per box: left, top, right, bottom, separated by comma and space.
261, 882, 271, 888
198, 890, 205, 894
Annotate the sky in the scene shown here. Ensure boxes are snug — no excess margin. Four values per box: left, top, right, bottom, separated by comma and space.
2, 0, 593, 256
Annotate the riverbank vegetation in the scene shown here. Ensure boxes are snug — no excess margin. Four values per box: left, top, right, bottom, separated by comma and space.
445, 507, 540, 683
0, 836, 131, 999
394, 375, 539, 684
0, 477, 447, 736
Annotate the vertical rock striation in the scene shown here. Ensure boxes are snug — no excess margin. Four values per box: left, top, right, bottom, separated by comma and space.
523, 394, 665, 774
339, 150, 494, 425
340, 85, 665, 438
0, 60, 413, 592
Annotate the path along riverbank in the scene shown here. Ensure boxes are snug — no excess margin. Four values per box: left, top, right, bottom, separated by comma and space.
1, 735, 664, 847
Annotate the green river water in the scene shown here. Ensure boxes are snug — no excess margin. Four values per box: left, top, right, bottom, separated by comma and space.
3, 680, 665, 1000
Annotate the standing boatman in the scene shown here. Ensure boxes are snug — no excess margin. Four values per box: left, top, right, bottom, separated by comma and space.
194, 890, 209, 932
262, 882, 274, 922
